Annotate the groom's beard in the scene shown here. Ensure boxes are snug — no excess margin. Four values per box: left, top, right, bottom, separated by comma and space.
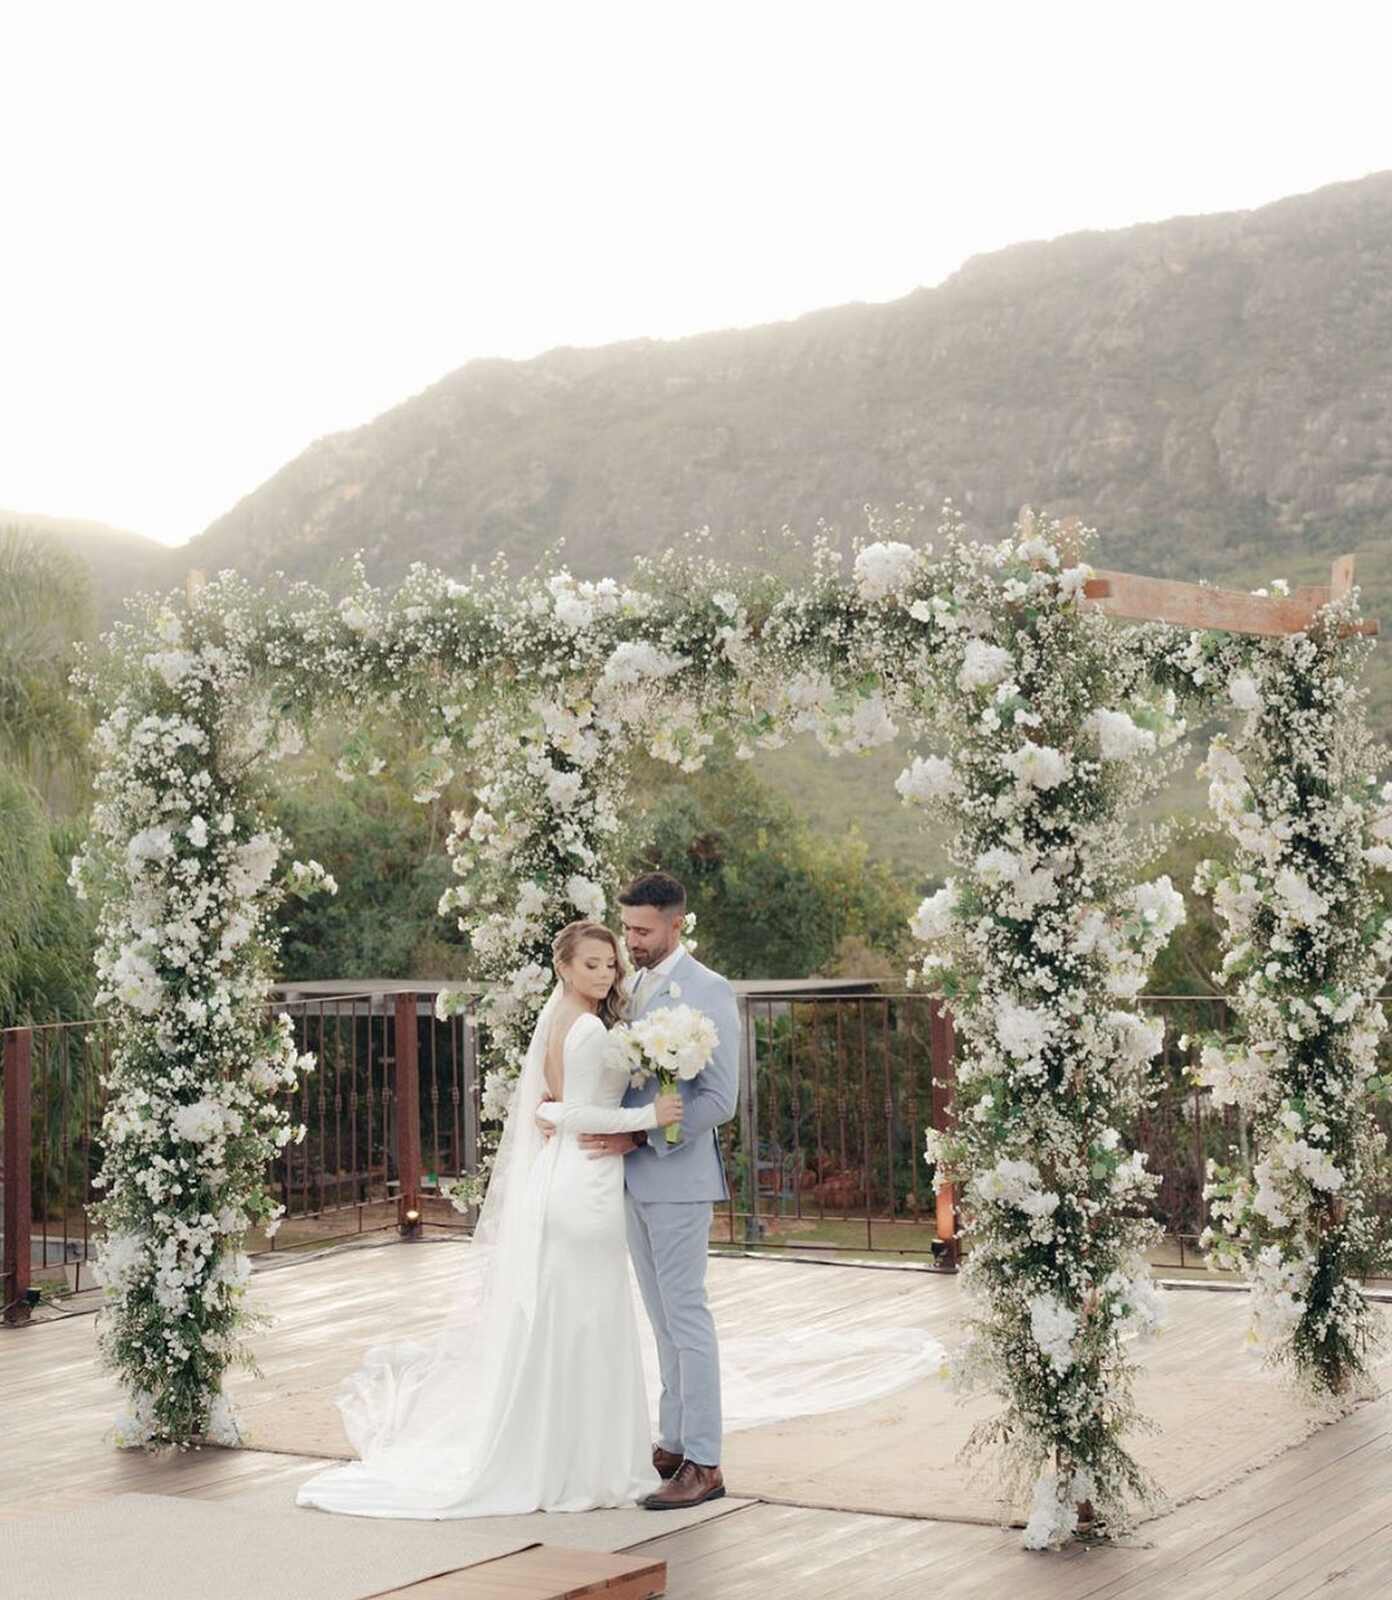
629, 941, 677, 970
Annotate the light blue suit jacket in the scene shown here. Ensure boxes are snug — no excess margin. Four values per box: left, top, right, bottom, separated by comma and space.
622, 950, 740, 1203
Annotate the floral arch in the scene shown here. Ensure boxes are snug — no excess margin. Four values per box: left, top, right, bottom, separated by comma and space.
73, 506, 1390, 1548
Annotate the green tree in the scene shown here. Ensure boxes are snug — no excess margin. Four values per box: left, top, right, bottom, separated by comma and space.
631, 748, 915, 979
0, 530, 96, 1025
0, 775, 94, 1026
273, 741, 469, 982
0, 526, 93, 800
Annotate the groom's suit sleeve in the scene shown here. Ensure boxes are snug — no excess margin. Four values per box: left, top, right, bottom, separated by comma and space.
536, 1100, 660, 1135
647, 976, 740, 1159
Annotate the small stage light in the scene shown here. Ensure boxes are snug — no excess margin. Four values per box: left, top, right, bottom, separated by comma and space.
400, 1206, 422, 1238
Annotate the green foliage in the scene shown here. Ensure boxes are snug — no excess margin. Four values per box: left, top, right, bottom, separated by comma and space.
0, 775, 95, 1026
272, 749, 468, 982
269, 736, 919, 985
0, 525, 93, 800
631, 747, 914, 979
1142, 822, 1227, 996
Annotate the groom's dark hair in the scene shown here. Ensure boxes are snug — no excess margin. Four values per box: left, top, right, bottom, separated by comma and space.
618, 871, 687, 914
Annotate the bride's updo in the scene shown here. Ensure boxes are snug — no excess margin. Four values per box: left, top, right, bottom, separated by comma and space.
552, 920, 628, 1030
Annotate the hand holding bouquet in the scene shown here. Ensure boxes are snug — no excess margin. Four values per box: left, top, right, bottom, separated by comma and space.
611, 1003, 720, 1144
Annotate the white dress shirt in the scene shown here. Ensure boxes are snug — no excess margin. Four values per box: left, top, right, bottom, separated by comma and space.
628, 941, 686, 1009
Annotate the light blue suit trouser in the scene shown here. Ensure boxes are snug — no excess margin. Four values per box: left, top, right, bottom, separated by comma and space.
624, 1192, 721, 1466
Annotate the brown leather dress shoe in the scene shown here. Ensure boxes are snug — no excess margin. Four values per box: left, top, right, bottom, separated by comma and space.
642, 1459, 725, 1510
652, 1445, 684, 1481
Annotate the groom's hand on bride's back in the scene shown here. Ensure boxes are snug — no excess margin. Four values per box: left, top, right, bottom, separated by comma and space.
578, 1133, 640, 1159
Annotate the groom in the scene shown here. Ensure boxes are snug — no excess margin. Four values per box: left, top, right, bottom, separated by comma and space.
580, 870, 740, 1510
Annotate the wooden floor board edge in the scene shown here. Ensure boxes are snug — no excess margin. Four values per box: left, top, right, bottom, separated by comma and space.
363, 1544, 667, 1600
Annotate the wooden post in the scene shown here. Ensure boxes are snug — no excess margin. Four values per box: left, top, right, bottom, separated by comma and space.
460, 1005, 480, 1224
393, 994, 422, 1232
185, 568, 206, 605
737, 995, 760, 1243
928, 1003, 959, 1270
3, 1029, 33, 1326
1330, 554, 1356, 602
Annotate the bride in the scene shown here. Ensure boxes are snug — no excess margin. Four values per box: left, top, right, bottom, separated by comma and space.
295, 917, 946, 1520
296, 921, 679, 1517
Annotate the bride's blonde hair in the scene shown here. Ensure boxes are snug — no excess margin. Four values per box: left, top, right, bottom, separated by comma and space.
552, 920, 628, 1030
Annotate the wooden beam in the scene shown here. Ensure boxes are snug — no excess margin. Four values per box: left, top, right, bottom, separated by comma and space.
1083, 559, 1378, 638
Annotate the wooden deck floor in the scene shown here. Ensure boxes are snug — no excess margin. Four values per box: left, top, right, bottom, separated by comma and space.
5, 1236, 1391, 1598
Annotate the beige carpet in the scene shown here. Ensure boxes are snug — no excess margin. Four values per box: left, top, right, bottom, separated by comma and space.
1, 1485, 747, 1600
230, 1253, 1392, 1527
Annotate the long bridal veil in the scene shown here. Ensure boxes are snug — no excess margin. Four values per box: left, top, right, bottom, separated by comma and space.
308, 984, 947, 1504
324, 988, 564, 1469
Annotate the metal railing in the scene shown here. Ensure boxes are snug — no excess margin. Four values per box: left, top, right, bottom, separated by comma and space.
717, 992, 959, 1264
1, 991, 485, 1323
7, 988, 1392, 1324
265, 990, 483, 1251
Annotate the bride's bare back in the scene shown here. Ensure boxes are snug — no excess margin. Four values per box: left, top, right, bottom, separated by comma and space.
543, 1001, 588, 1099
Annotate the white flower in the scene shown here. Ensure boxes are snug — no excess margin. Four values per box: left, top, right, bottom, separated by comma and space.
1087, 708, 1157, 761
145, 649, 198, 688
171, 1098, 241, 1145
627, 1004, 719, 1081
1057, 563, 1093, 600
565, 874, 606, 919
1016, 536, 1058, 567
127, 826, 174, 869
958, 639, 1013, 692
545, 769, 584, 811
853, 540, 918, 601
910, 882, 958, 943
111, 1389, 159, 1449
1127, 876, 1187, 940
1002, 740, 1070, 791
228, 833, 280, 897
895, 755, 959, 807
975, 846, 1021, 885
287, 859, 339, 898
996, 999, 1055, 1062
1109, 1010, 1164, 1066
1028, 1292, 1080, 1375
1022, 1470, 1081, 1550
1228, 672, 1262, 711
94, 1230, 147, 1293
596, 641, 689, 699
1272, 867, 1330, 928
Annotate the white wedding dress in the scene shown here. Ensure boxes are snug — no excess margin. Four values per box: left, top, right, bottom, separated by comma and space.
295, 987, 948, 1521
297, 1005, 662, 1517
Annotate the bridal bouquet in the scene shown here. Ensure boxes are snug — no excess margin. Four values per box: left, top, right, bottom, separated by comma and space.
610, 1004, 719, 1144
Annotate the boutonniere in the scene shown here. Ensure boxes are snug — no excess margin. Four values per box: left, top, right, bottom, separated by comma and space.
668, 981, 682, 999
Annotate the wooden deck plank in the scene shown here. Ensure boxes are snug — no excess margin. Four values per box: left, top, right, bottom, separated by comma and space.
366, 1545, 666, 1599
8, 1242, 1392, 1598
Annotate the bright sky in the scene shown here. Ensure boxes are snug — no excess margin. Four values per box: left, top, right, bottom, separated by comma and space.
3, 1, 1391, 546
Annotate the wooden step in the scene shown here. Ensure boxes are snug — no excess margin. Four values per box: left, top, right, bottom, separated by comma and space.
367, 1543, 666, 1599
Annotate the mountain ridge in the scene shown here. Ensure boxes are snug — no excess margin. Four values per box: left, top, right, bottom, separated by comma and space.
164, 170, 1392, 598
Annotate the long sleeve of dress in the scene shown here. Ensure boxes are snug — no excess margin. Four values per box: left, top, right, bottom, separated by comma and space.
535, 1015, 661, 1135
536, 1098, 660, 1134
